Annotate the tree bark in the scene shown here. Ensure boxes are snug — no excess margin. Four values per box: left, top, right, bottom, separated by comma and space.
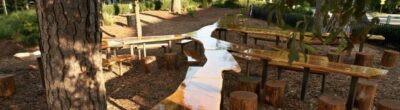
36, 0, 106, 109
2, 0, 7, 15
229, 91, 258, 110
314, 0, 326, 33
171, 0, 181, 14
133, 0, 142, 38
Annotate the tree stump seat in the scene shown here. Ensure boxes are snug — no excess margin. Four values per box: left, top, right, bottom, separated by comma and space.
317, 94, 345, 110
327, 51, 345, 63
0, 74, 15, 97
164, 52, 178, 70
377, 99, 400, 110
229, 91, 258, 110
110, 55, 138, 75
355, 52, 374, 66
237, 76, 261, 95
264, 80, 286, 108
354, 79, 377, 110
143, 56, 158, 74
381, 50, 399, 67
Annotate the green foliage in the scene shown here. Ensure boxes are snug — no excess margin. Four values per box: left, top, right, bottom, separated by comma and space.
102, 4, 132, 15
139, 1, 156, 11
102, 13, 114, 26
370, 24, 400, 49
188, 8, 196, 17
0, 10, 39, 46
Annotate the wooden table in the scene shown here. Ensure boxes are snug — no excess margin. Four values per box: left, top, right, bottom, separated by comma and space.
227, 44, 388, 110
102, 34, 191, 59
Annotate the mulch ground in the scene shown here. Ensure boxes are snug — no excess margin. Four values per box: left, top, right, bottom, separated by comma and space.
1, 8, 399, 110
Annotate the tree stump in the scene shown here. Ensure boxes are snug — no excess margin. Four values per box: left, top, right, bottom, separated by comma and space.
143, 56, 158, 74
317, 94, 345, 110
0, 74, 15, 97
126, 15, 135, 27
354, 79, 377, 110
377, 99, 400, 110
237, 76, 261, 95
381, 50, 399, 67
264, 80, 286, 108
229, 91, 258, 110
327, 51, 344, 63
164, 52, 178, 70
354, 52, 374, 66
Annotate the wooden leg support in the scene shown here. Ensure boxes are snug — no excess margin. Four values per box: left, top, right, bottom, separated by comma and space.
318, 94, 346, 110
143, 56, 158, 74
381, 50, 399, 67
377, 99, 400, 110
229, 91, 258, 110
264, 80, 286, 108
0, 74, 15, 97
354, 79, 377, 110
164, 52, 178, 70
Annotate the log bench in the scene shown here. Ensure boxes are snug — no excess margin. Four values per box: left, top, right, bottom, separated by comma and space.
229, 91, 258, 110
0, 74, 15, 97
318, 94, 346, 110
264, 80, 286, 108
381, 50, 399, 67
377, 99, 400, 110
354, 79, 377, 110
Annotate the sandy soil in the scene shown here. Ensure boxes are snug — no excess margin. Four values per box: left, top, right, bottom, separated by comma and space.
1, 7, 399, 110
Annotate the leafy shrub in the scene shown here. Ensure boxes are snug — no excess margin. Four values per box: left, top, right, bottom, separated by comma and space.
369, 24, 400, 49
251, 5, 313, 30
102, 13, 114, 26
103, 4, 132, 15
0, 10, 39, 46
139, 1, 156, 11
155, 1, 162, 10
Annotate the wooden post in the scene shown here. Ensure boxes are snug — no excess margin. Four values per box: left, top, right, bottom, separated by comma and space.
381, 50, 399, 67
354, 79, 377, 110
264, 80, 286, 108
143, 56, 157, 74
164, 52, 178, 70
317, 94, 345, 110
0, 74, 15, 97
377, 99, 400, 110
237, 76, 261, 94
229, 91, 258, 110
354, 52, 374, 66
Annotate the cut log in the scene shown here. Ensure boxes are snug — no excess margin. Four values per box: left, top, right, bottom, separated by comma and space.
317, 94, 345, 110
354, 52, 374, 66
237, 76, 261, 95
377, 99, 400, 110
381, 50, 399, 67
143, 56, 158, 74
229, 91, 258, 110
176, 39, 193, 53
264, 80, 286, 108
164, 52, 178, 70
327, 51, 344, 63
354, 79, 377, 110
0, 74, 15, 97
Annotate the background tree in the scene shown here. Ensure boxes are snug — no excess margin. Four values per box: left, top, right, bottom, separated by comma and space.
36, 0, 106, 109
2, 0, 7, 15
172, 0, 181, 14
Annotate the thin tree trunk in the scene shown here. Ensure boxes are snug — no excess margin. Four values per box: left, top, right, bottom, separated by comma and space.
36, 0, 106, 109
134, 0, 142, 39
2, 0, 7, 15
171, 0, 181, 14
314, 0, 325, 33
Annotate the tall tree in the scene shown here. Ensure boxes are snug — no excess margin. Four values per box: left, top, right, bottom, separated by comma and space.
36, 0, 106, 109
171, 0, 181, 14
134, 0, 142, 38
2, 0, 7, 15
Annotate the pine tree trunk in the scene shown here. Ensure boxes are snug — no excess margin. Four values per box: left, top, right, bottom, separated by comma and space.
2, 0, 7, 15
314, 0, 325, 33
171, 0, 181, 14
36, 0, 106, 109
